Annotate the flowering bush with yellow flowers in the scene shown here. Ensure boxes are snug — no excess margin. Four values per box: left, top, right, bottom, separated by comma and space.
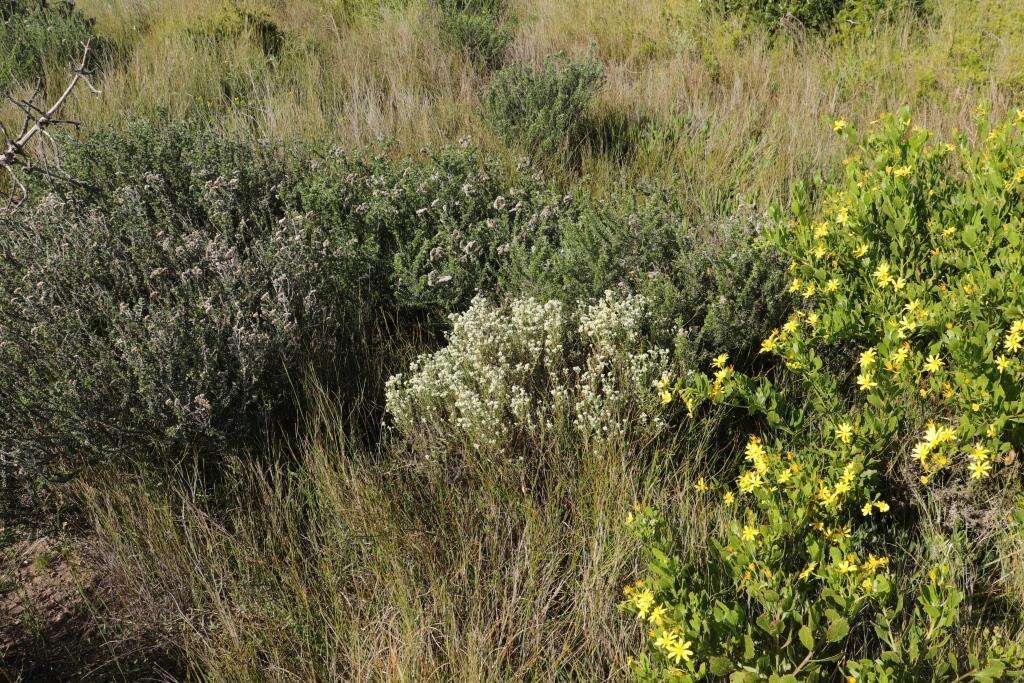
622, 108, 1024, 680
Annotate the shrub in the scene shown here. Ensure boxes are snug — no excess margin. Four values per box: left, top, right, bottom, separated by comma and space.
386, 292, 669, 468
288, 144, 571, 318
0, 122, 371, 498
0, 122, 580, 516
485, 54, 604, 161
436, 0, 512, 71
0, 0, 96, 93
505, 193, 792, 370
185, 1, 284, 57
623, 110, 1024, 679
709, 0, 921, 32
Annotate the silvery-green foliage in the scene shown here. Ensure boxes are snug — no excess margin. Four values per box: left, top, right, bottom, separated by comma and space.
385, 291, 669, 464
0, 124, 370, 492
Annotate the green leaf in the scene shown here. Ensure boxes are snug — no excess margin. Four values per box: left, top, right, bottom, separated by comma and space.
799, 624, 815, 652
826, 615, 850, 643
709, 657, 733, 676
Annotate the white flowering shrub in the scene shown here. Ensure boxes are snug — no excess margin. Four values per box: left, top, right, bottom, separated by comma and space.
386, 291, 669, 464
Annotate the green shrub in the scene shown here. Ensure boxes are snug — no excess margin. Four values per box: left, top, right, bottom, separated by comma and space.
709, 0, 921, 32
186, 1, 284, 57
505, 193, 792, 370
0, 0, 96, 93
288, 144, 570, 318
436, 0, 512, 71
0, 122, 581, 516
485, 54, 604, 161
623, 110, 1024, 679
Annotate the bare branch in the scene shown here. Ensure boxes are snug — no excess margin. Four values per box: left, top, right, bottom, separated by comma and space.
1, 39, 100, 211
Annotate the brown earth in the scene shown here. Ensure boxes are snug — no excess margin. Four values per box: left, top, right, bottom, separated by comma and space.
0, 535, 177, 682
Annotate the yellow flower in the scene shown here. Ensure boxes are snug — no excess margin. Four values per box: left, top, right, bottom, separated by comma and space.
836, 557, 858, 573
969, 459, 992, 480
737, 470, 762, 493
740, 525, 760, 542
798, 562, 817, 580
873, 261, 892, 286
712, 353, 729, 369
761, 331, 779, 354
633, 589, 656, 617
856, 372, 877, 392
863, 554, 889, 572
723, 491, 735, 505
996, 354, 1011, 372
861, 502, 874, 516
853, 243, 869, 258
860, 348, 877, 367
654, 629, 673, 651
648, 604, 668, 627
804, 281, 816, 298
825, 278, 840, 293
660, 390, 673, 405
836, 422, 854, 445
833, 118, 848, 133
893, 165, 912, 177
875, 500, 890, 513
923, 354, 944, 373
666, 638, 694, 664
788, 278, 803, 294
969, 442, 989, 462
695, 477, 709, 493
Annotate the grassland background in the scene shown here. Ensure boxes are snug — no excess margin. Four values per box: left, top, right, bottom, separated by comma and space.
4, 0, 1024, 679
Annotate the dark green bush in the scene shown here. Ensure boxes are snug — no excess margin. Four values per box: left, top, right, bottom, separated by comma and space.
485, 55, 604, 161
504, 192, 792, 370
436, 0, 513, 71
710, 0, 922, 31
0, 0, 96, 93
287, 145, 571, 317
186, 1, 284, 57
439, 11, 511, 71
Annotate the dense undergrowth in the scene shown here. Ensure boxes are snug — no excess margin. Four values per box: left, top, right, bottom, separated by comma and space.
4, 0, 1024, 680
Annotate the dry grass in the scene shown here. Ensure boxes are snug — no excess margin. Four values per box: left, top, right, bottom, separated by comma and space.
9, 0, 1024, 213
84, 390, 728, 680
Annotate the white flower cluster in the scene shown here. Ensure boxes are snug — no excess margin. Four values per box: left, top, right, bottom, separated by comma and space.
385, 291, 668, 462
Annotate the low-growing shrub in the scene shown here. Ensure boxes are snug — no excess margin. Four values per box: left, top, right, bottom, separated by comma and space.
436, 0, 512, 71
0, 122, 578, 515
623, 110, 1024, 679
287, 144, 571, 317
506, 194, 792, 370
485, 54, 604, 161
185, 1, 284, 57
0, 123, 370, 476
0, 0, 96, 93
709, 0, 922, 32
386, 292, 669, 468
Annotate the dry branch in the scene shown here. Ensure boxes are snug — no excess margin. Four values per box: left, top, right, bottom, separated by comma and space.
1, 38, 99, 212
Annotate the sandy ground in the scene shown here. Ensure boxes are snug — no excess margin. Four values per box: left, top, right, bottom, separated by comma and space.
0, 535, 175, 682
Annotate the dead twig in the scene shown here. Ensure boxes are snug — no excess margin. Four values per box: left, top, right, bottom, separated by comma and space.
1, 39, 100, 212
